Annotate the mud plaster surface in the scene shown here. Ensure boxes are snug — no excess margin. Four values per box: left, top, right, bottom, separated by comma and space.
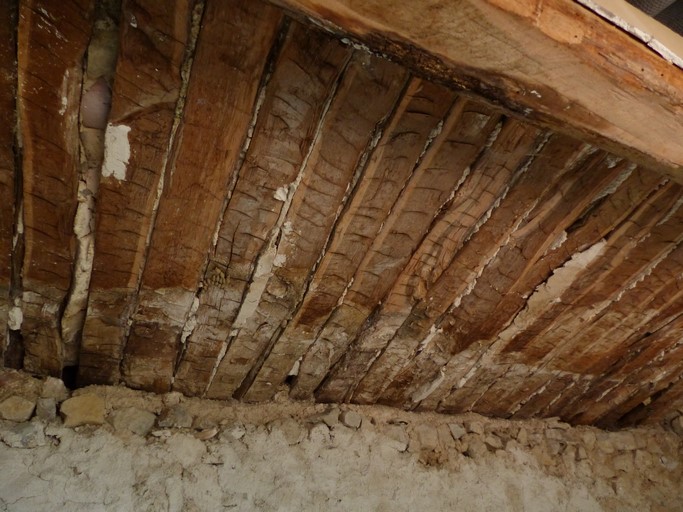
0, 382, 682, 512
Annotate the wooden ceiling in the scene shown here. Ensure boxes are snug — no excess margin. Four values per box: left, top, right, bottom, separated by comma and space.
1, 0, 682, 428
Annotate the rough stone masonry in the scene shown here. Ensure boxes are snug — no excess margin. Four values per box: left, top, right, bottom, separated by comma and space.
0, 368, 682, 511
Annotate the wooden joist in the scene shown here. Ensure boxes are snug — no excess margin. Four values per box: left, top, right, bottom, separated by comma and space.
204, 50, 408, 399
0, 1, 17, 366
246, 79, 459, 401
172, 21, 352, 396
269, 0, 683, 181
79, 0, 196, 385
17, 0, 94, 376
121, 0, 284, 392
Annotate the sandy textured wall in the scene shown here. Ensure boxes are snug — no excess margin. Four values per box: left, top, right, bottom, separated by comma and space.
0, 369, 682, 511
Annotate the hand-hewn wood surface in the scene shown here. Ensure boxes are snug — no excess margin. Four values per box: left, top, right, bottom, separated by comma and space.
270, 0, 683, 182
0, 1, 17, 366
121, 0, 283, 392
2, 0, 682, 428
17, 0, 94, 376
79, 0, 195, 385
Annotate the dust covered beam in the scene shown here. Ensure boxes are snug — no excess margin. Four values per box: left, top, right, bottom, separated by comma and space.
269, 0, 683, 181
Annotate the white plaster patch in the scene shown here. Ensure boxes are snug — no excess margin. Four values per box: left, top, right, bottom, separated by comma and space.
102, 124, 131, 180
274, 185, 289, 202
8, 306, 22, 331
59, 70, 69, 116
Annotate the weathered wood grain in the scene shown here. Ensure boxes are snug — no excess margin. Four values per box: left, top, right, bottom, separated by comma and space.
0, 0, 17, 365
18, 0, 94, 376
78, 0, 196, 385
500, 182, 682, 361
299, 102, 506, 402
375, 134, 589, 409
172, 22, 352, 396
619, 363, 683, 427
496, 185, 683, 419
270, 0, 683, 180
565, 266, 683, 425
595, 316, 683, 427
422, 151, 633, 415
121, 0, 283, 392
204, 53, 408, 400
244, 79, 458, 401
335, 120, 549, 405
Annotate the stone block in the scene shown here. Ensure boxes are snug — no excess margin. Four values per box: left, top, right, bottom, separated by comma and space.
0, 421, 46, 448
41, 377, 69, 402
111, 407, 156, 436
60, 394, 105, 427
0, 396, 35, 422
35, 398, 57, 421
339, 410, 362, 429
157, 404, 193, 428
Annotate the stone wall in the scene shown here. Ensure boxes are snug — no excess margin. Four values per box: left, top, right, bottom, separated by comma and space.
1, 369, 682, 511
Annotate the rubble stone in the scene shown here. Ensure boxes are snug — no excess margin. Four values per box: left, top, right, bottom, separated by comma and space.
464, 420, 484, 435
268, 418, 305, 445
448, 423, 466, 440
484, 435, 503, 450
671, 416, 683, 436
339, 410, 362, 429
464, 435, 488, 459
194, 427, 219, 440
41, 377, 69, 403
35, 398, 57, 421
157, 404, 193, 428
0, 396, 35, 422
60, 394, 105, 427
111, 407, 156, 436
383, 424, 409, 452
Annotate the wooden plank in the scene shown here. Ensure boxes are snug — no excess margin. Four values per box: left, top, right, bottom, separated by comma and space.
384, 163, 663, 412
0, 0, 17, 365
172, 22, 352, 396
511, 372, 577, 419
484, 245, 683, 421
421, 154, 644, 413
204, 53, 408, 400
569, 298, 683, 425
243, 79, 458, 401
488, 185, 683, 418
602, 329, 683, 427
500, 182, 682, 360
620, 371, 683, 427
494, 194, 682, 418
17, 0, 94, 376
121, 0, 283, 392
339, 125, 560, 406
79, 0, 196, 385
294, 109, 505, 402
270, 0, 683, 180
304, 113, 532, 403
375, 134, 591, 409
531, 206, 683, 373
501, 168, 667, 309
557, 242, 683, 375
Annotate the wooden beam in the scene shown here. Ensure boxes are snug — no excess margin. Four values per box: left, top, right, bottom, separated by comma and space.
79, 0, 196, 385
17, 0, 94, 376
269, 0, 683, 181
0, 0, 17, 366
121, 0, 283, 392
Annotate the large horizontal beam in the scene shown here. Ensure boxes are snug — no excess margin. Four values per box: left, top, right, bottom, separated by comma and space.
269, 0, 683, 181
